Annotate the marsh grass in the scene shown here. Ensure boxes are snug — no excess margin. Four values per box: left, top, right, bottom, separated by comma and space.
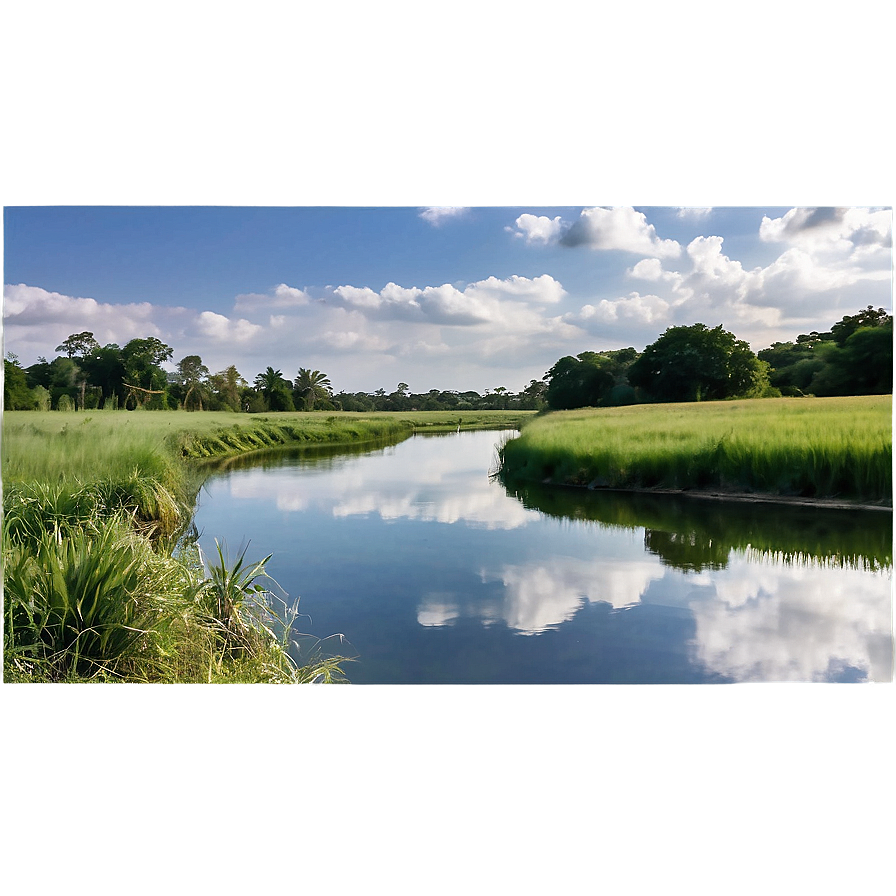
2, 410, 529, 474
499, 396, 892, 503
2, 517, 351, 683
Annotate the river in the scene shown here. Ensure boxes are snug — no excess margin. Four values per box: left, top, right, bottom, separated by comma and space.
191, 429, 893, 683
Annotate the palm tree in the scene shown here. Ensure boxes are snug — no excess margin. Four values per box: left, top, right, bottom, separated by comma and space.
294, 368, 332, 410
254, 367, 285, 404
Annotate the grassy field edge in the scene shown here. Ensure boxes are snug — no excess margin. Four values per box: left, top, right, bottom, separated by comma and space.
498, 396, 892, 507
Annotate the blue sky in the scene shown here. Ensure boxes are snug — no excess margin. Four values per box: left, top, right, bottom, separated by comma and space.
3, 205, 892, 393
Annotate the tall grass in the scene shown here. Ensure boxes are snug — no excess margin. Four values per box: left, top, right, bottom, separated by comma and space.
1, 410, 530, 475
499, 396, 892, 503
2, 512, 351, 683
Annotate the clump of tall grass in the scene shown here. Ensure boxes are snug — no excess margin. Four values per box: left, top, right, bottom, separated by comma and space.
3, 476, 185, 543
3, 516, 182, 681
499, 396, 892, 503
3, 519, 351, 683
177, 539, 352, 683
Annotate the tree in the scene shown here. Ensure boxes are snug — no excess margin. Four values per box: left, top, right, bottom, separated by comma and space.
759, 308, 893, 397
55, 331, 100, 359
545, 354, 615, 409
520, 379, 547, 410
838, 323, 893, 393
121, 338, 174, 408
78, 344, 125, 408
4, 355, 38, 409
254, 367, 294, 411
294, 368, 333, 410
629, 323, 768, 402
830, 306, 892, 347
175, 355, 210, 410
208, 365, 248, 411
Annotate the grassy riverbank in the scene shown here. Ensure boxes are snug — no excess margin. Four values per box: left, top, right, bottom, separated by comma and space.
498, 396, 892, 505
2, 409, 530, 682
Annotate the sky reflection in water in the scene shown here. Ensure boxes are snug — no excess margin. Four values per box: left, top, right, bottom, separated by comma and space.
193, 430, 892, 683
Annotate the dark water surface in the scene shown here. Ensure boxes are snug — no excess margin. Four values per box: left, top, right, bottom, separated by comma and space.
192, 429, 893, 683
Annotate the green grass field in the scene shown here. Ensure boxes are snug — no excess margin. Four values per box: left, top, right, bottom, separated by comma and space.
499, 396, 892, 504
1, 409, 531, 484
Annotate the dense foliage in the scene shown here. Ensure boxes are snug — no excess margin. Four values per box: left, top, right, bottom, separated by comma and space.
757, 306, 893, 397
539, 308, 891, 410
5, 333, 548, 414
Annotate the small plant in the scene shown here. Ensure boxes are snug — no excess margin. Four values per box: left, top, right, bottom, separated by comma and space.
194, 541, 352, 682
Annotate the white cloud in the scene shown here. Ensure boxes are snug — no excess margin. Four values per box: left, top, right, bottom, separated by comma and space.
333, 284, 387, 311
465, 274, 566, 304
2, 283, 170, 361
573, 292, 671, 326
315, 328, 388, 352
196, 311, 263, 343
759, 207, 892, 258
330, 274, 567, 327
560, 207, 682, 258
418, 207, 469, 226
3, 283, 161, 336
508, 213, 566, 244
234, 283, 312, 311
676, 207, 713, 219
396, 339, 451, 357
611, 211, 892, 347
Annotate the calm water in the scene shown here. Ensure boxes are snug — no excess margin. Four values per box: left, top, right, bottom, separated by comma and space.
192, 429, 893, 683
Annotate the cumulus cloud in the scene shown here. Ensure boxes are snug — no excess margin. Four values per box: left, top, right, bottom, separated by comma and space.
418, 207, 469, 226
331, 274, 567, 326
465, 274, 566, 304
234, 283, 312, 311
676, 207, 713, 219
759, 207, 892, 257
572, 292, 671, 326
2, 283, 173, 362
559, 207, 682, 258
508, 213, 566, 244
634, 210, 889, 343
3, 283, 161, 336
196, 311, 263, 343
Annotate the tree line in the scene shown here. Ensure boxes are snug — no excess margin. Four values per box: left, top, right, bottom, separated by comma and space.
541, 306, 892, 410
3, 306, 891, 413
2, 331, 546, 412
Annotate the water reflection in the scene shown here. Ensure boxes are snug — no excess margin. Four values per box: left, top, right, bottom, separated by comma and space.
193, 430, 893, 682
216, 432, 535, 530
501, 476, 892, 572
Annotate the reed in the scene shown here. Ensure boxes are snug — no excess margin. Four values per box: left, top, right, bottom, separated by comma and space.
499, 396, 892, 503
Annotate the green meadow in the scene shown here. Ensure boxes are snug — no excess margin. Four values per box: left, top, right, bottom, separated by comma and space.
2, 409, 529, 481
498, 396, 892, 504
